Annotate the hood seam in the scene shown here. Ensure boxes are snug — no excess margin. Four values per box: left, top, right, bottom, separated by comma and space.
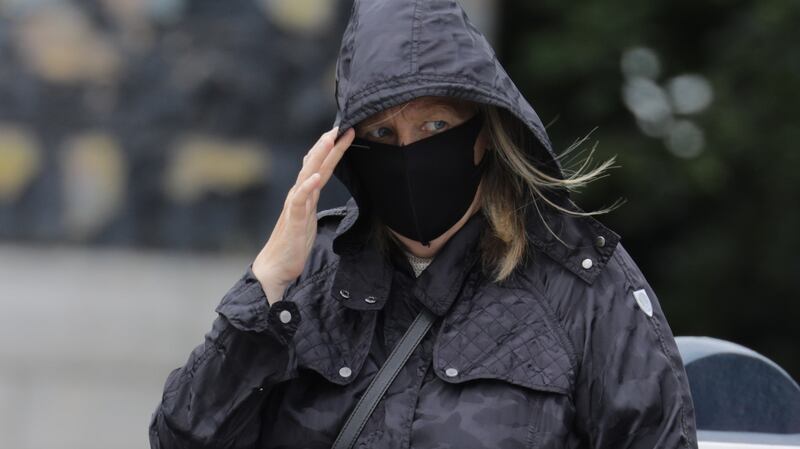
410, 0, 421, 73
348, 73, 503, 104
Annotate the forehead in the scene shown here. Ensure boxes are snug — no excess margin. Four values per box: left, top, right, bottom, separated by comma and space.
360, 96, 474, 125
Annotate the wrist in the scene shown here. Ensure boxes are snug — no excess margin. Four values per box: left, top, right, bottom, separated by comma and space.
263, 282, 288, 306
253, 267, 288, 306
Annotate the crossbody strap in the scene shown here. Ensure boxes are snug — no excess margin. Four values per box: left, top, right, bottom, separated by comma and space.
331, 307, 436, 449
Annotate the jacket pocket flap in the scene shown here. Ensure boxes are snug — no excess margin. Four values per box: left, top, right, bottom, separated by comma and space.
432, 289, 575, 395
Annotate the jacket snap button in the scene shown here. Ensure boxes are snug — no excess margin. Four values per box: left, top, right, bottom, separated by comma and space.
581, 258, 593, 269
595, 235, 606, 248
278, 310, 292, 324
364, 296, 376, 304
339, 366, 352, 378
339, 289, 350, 299
445, 367, 459, 378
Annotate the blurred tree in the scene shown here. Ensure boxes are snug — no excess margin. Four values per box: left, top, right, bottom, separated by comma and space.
500, 0, 800, 379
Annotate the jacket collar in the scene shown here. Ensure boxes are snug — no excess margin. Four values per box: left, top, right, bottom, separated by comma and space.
328, 193, 620, 305
398, 210, 486, 315
329, 198, 487, 316
523, 193, 621, 284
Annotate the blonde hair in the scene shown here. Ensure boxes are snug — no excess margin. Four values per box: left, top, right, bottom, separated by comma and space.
365, 101, 622, 283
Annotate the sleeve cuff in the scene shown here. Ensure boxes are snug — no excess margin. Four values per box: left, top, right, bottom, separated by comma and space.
214, 262, 301, 345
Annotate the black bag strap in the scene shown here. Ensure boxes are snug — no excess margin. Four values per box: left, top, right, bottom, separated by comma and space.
331, 307, 436, 449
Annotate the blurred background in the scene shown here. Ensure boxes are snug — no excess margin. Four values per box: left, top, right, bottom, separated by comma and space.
0, 0, 797, 447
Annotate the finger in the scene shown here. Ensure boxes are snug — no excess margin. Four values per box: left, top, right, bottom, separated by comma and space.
316, 127, 355, 187
296, 127, 338, 186
305, 196, 313, 227
307, 182, 321, 222
304, 185, 322, 240
294, 132, 328, 187
284, 183, 298, 210
305, 194, 316, 235
289, 172, 320, 224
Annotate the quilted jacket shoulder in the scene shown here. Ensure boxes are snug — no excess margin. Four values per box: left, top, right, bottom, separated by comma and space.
512, 238, 699, 448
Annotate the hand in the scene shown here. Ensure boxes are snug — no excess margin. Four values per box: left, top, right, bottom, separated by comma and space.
252, 126, 355, 305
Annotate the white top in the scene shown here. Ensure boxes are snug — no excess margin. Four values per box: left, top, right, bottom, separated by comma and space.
403, 250, 435, 278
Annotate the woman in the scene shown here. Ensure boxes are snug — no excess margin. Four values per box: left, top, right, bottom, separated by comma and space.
149, 1, 698, 448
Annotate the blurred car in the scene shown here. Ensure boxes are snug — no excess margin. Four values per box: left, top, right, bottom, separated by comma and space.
677, 337, 800, 449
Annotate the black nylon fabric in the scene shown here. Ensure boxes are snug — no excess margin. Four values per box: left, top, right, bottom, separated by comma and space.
149, 1, 699, 448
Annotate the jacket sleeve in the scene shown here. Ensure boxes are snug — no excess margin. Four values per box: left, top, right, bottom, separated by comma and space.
573, 244, 699, 449
148, 262, 300, 449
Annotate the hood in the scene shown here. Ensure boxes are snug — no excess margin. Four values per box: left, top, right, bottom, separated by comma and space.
329, 0, 568, 254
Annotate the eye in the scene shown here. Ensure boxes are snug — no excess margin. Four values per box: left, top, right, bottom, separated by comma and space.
366, 127, 393, 139
423, 120, 448, 132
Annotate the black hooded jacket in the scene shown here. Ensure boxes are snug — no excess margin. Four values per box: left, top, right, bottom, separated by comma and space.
149, 1, 699, 448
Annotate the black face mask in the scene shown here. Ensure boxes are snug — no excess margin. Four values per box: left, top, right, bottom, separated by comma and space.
346, 112, 487, 247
